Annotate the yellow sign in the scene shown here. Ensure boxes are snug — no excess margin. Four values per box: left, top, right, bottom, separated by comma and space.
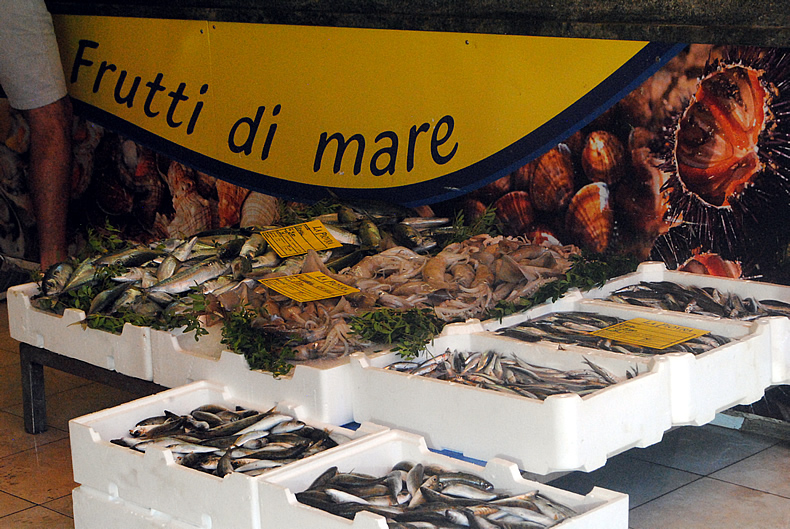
258, 271, 359, 302
590, 318, 710, 350
51, 15, 682, 203
261, 220, 342, 258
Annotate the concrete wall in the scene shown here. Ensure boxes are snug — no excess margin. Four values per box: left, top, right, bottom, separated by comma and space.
46, 0, 790, 47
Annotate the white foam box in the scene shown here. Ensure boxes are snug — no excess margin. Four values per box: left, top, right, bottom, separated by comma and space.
579, 260, 790, 385
73, 486, 202, 529
149, 326, 356, 425
502, 297, 774, 426
7, 282, 153, 379
349, 330, 673, 475
70, 380, 383, 529
258, 429, 629, 529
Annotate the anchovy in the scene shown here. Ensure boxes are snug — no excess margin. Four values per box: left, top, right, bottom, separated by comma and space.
605, 281, 788, 321
387, 348, 627, 400
499, 311, 730, 357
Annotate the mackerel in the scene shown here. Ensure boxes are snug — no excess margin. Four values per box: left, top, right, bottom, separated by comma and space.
95, 246, 162, 267
148, 260, 231, 294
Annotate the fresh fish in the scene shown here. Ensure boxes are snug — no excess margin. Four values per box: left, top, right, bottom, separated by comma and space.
111, 402, 349, 477
499, 311, 730, 357
41, 262, 73, 296
94, 246, 162, 267
61, 257, 97, 293
156, 254, 181, 282
240, 233, 267, 259
324, 224, 360, 246
296, 461, 578, 527
392, 223, 426, 250
111, 267, 146, 283
399, 217, 451, 229
218, 237, 247, 260
603, 281, 777, 320
171, 236, 199, 262
148, 260, 231, 294
88, 282, 133, 315
388, 348, 627, 400
358, 219, 382, 249
110, 287, 144, 313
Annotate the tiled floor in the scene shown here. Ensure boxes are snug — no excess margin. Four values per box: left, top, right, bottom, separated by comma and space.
0, 302, 147, 528
0, 299, 789, 528
549, 425, 790, 528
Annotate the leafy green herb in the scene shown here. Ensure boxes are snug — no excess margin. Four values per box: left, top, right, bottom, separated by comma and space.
444, 206, 501, 245
83, 219, 127, 259
278, 199, 339, 226
486, 252, 640, 320
220, 307, 294, 376
84, 308, 209, 338
350, 308, 444, 359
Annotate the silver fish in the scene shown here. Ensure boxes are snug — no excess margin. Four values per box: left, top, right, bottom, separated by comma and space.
41, 262, 73, 296
148, 260, 231, 294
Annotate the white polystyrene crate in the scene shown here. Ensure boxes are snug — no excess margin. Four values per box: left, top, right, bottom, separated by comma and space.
70, 380, 381, 529
73, 486, 202, 529
350, 330, 673, 475
582, 261, 790, 300
580, 260, 790, 385
503, 298, 774, 426
258, 429, 629, 529
149, 327, 356, 425
7, 282, 153, 379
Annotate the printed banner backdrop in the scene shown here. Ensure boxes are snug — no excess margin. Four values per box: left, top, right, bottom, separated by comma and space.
52, 15, 683, 205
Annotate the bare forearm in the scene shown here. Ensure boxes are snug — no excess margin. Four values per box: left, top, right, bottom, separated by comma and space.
23, 96, 72, 269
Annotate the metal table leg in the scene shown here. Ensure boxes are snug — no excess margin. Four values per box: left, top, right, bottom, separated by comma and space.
19, 342, 167, 434
20, 342, 47, 434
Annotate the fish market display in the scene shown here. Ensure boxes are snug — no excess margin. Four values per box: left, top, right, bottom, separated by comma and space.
605, 280, 790, 320
33, 204, 581, 369
500, 311, 732, 356
295, 461, 577, 527
111, 404, 348, 477
386, 349, 632, 400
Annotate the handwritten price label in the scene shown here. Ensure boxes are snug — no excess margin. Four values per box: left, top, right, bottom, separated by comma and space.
262, 220, 342, 258
590, 318, 709, 350
258, 271, 359, 302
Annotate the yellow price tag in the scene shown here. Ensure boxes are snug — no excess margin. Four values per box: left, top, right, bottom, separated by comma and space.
258, 271, 359, 302
261, 220, 343, 258
589, 318, 710, 350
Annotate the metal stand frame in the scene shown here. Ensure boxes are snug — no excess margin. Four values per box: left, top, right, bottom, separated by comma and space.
19, 342, 167, 434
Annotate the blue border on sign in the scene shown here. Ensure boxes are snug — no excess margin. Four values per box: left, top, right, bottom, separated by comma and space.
72, 42, 686, 206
